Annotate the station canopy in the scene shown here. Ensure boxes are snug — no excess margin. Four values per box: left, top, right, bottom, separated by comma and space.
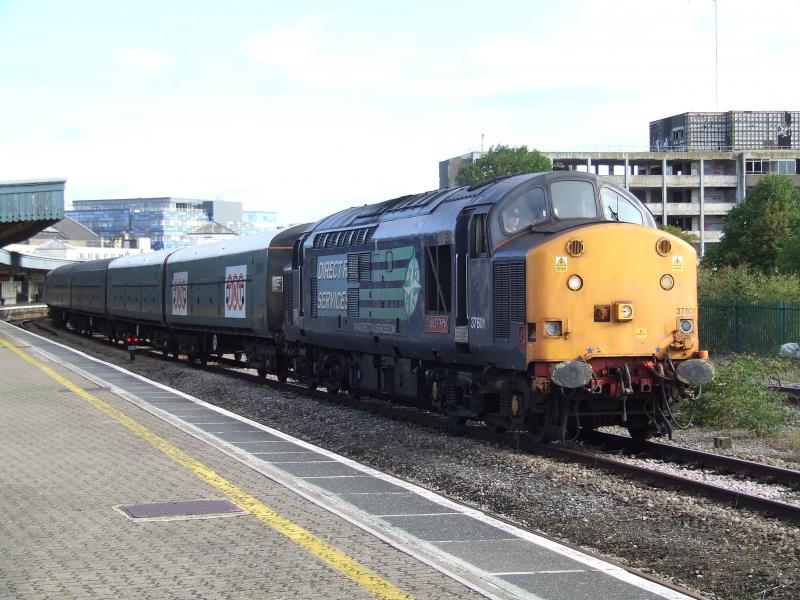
0, 179, 66, 247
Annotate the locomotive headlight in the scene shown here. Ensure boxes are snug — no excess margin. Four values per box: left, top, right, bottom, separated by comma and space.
614, 302, 634, 322
567, 274, 583, 291
679, 319, 694, 334
660, 274, 675, 290
545, 320, 563, 337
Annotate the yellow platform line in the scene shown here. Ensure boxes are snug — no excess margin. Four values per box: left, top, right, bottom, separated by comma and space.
0, 337, 411, 600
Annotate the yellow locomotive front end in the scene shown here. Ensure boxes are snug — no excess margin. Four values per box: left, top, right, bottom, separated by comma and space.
524, 224, 714, 440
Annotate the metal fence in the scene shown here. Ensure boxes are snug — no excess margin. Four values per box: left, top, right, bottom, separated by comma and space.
699, 301, 800, 355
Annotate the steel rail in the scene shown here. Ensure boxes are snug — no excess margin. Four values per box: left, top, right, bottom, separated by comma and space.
580, 430, 800, 488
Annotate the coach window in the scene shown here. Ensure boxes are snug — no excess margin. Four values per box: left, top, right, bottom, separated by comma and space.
500, 187, 547, 235
601, 188, 644, 225
551, 181, 597, 219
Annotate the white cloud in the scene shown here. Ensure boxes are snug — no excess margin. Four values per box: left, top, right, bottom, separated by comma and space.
119, 49, 175, 72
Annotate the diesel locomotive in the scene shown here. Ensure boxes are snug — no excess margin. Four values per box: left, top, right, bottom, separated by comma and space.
45, 171, 714, 442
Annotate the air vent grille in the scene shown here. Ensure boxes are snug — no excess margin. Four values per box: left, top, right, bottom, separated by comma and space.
656, 238, 672, 256
566, 239, 584, 257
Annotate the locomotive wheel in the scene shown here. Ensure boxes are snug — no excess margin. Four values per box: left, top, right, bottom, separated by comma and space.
526, 396, 553, 444
626, 425, 655, 442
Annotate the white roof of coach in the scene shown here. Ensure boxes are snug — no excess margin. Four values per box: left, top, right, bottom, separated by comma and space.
167, 231, 280, 265
108, 249, 173, 269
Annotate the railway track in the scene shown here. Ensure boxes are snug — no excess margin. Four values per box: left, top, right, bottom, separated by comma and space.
24, 318, 800, 526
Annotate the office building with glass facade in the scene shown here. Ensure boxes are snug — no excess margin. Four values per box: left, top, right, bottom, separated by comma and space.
67, 197, 243, 250
239, 210, 279, 236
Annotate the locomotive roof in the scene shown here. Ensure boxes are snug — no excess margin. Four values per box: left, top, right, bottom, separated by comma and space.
309, 171, 617, 232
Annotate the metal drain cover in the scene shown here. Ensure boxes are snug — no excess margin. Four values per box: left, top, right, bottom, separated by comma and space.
120, 499, 243, 519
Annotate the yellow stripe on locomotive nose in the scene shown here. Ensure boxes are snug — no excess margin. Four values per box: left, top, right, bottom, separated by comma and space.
525, 224, 699, 363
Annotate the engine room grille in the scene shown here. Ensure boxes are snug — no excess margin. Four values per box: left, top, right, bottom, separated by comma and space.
358, 252, 372, 282
347, 287, 359, 317
283, 273, 292, 320
494, 264, 510, 342
310, 258, 318, 318
494, 261, 525, 342
509, 262, 525, 322
313, 226, 377, 249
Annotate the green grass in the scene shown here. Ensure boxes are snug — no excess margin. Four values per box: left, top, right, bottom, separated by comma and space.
693, 354, 790, 437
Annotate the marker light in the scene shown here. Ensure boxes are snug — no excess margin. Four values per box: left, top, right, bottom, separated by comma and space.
660, 274, 675, 290
679, 319, 694, 334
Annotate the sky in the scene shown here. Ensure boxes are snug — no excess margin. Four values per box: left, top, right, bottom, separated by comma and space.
1, 0, 798, 224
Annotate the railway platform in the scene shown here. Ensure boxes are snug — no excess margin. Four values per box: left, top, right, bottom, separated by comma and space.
0, 320, 696, 600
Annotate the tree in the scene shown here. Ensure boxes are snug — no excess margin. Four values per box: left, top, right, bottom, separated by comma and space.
705, 174, 800, 273
659, 224, 699, 246
455, 145, 552, 186
777, 229, 800, 274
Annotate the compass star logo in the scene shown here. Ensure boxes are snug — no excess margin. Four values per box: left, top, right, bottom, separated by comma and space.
403, 253, 421, 317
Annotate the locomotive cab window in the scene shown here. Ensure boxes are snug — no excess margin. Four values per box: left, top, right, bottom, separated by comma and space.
601, 188, 644, 225
501, 187, 547, 235
551, 180, 597, 219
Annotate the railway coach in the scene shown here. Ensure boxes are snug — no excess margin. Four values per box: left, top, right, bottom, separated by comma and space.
46, 226, 307, 374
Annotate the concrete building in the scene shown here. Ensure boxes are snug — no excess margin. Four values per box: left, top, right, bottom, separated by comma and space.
438, 151, 484, 190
